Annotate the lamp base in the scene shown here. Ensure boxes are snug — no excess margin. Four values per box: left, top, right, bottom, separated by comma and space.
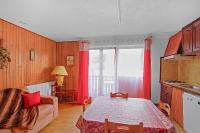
56, 75, 64, 86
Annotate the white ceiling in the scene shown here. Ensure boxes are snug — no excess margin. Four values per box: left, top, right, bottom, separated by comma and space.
0, 0, 199, 42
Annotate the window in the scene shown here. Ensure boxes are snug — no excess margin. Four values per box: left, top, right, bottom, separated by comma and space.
89, 48, 143, 98
118, 49, 143, 77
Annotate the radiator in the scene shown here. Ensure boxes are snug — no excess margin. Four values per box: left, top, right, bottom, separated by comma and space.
27, 81, 55, 96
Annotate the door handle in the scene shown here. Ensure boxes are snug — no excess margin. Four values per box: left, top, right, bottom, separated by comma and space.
198, 101, 200, 105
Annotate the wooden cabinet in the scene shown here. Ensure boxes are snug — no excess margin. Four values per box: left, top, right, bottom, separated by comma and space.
182, 17, 200, 54
164, 31, 182, 56
171, 87, 183, 127
182, 25, 193, 54
160, 84, 173, 106
193, 19, 200, 52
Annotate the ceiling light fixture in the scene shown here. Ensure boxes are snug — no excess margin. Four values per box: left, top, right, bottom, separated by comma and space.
116, 0, 122, 25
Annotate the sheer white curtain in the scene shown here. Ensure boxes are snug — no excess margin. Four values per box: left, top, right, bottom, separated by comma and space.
89, 49, 116, 98
88, 36, 144, 99
89, 48, 144, 99
117, 49, 143, 98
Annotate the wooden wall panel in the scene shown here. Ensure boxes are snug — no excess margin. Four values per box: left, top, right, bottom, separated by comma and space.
0, 19, 56, 90
0, 19, 3, 89
0, 19, 2, 38
56, 42, 79, 90
178, 55, 200, 84
160, 59, 178, 82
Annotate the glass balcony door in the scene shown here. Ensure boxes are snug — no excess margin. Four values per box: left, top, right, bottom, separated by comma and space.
117, 48, 143, 97
89, 48, 144, 99
89, 49, 116, 98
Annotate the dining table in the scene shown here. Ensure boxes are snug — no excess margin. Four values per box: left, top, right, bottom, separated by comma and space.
76, 96, 177, 133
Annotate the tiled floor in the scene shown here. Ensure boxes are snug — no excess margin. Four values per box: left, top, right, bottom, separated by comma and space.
40, 103, 185, 133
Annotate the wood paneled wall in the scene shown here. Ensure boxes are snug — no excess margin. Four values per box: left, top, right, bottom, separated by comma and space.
0, 19, 56, 90
178, 55, 200, 84
56, 42, 79, 90
160, 59, 178, 82
161, 55, 200, 85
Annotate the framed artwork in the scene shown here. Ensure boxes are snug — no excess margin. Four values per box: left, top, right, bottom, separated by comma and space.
66, 55, 74, 66
30, 48, 35, 61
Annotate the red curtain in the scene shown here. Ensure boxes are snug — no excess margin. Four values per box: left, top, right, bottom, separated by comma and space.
77, 41, 89, 104
142, 37, 152, 100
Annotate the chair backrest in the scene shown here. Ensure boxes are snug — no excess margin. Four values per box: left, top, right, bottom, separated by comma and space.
104, 119, 144, 133
83, 97, 92, 112
159, 101, 171, 116
110, 92, 128, 98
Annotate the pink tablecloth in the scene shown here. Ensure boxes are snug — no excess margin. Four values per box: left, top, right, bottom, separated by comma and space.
76, 96, 176, 133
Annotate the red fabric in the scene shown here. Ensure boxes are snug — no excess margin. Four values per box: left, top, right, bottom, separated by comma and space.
77, 51, 89, 104
22, 91, 41, 108
76, 96, 176, 133
142, 37, 152, 100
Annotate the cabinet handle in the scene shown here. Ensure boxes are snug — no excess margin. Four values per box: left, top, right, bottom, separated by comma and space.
198, 102, 200, 105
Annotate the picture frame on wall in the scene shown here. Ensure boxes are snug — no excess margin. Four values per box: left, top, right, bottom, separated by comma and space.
30, 48, 35, 61
66, 55, 74, 66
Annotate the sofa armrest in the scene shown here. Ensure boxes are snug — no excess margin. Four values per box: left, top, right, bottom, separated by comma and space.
40, 96, 58, 118
41, 96, 57, 104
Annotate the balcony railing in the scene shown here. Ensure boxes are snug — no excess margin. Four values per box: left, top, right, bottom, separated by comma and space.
89, 75, 116, 97
89, 75, 143, 98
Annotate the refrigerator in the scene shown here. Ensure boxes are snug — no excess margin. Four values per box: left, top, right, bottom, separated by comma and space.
183, 92, 200, 133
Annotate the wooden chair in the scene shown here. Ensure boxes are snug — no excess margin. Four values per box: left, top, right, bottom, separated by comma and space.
158, 101, 171, 117
83, 97, 92, 112
104, 118, 144, 133
110, 92, 128, 98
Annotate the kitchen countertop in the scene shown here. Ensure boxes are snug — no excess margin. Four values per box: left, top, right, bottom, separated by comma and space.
162, 81, 200, 96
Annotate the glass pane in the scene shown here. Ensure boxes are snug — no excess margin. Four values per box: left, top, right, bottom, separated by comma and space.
102, 49, 115, 95
89, 50, 100, 98
117, 48, 144, 97
89, 50, 100, 76
118, 49, 144, 77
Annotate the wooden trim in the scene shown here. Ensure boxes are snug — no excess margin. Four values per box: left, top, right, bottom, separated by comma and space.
110, 92, 128, 98
159, 57, 163, 83
57, 41, 79, 43
83, 97, 92, 112
182, 17, 200, 30
104, 118, 144, 133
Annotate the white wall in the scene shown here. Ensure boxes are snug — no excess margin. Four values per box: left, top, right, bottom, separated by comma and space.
151, 35, 169, 103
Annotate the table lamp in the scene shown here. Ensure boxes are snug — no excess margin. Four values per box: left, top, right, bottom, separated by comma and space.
51, 66, 68, 86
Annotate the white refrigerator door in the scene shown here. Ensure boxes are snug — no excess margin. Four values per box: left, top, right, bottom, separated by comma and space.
183, 93, 200, 133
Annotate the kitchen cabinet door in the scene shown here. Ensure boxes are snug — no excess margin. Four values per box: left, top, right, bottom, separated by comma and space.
193, 19, 200, 52
182, 25, 193, 54
164, 31, 182, 56
171, 87, 183, 127
160, 84, 173, 106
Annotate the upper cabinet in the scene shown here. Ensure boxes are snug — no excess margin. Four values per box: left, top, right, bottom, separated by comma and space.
182, 25, 193, 54
193, 19, 200, 52
163, 17, 200, 58
164, 31, 182, 56
182, 17, 200, 54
